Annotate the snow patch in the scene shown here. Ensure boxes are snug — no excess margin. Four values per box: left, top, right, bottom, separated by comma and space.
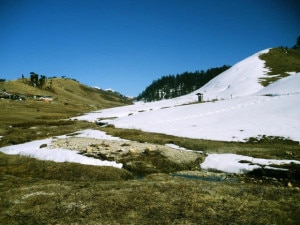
201, 153, 300, 174
0, 131, 123, 168
72, 129, 127, 141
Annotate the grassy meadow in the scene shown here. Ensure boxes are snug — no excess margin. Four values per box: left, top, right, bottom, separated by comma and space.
1, 151, 299, 225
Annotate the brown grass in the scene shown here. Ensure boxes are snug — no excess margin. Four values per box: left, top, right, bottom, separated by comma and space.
259, 47, 300, 86
1, 154, 299, 225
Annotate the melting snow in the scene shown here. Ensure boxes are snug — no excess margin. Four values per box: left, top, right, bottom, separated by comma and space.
201, 153, 300, 174
0, 131, 123, 168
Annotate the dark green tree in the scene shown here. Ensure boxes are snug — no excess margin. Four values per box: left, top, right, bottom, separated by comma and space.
30, 72, 39, 87
292, 36, 300, 49
39, 75, 46, 88
137, 65, 230, 102
29, 72, 47, 88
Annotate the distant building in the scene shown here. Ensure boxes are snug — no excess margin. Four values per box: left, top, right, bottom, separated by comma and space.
38, 96, 53, 102
196, 93, 203, 102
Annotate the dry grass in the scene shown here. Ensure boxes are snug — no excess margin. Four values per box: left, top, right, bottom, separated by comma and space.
0, 78, 132, 124
259, 47, 300, 86
1, 154, 299, 225
0, 77, 132, 146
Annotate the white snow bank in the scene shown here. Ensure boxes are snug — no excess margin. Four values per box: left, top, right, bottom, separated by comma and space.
165, 143, 187, 150
69, 129, 127, 141
111, 92, 300, 142
188, 49, 270, 101
72, 96, 198, 122
0, 130, 123, 168
201, 153, 300, 174
257, 72, 300, 96
165, 143, 203, 153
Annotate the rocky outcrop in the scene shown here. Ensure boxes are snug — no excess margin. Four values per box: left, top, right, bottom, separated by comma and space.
49, 137, 204, 175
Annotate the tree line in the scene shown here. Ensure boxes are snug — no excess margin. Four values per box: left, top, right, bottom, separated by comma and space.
22, 72, 76, 90
292, 36, 300, 50
137, 65, 230, 102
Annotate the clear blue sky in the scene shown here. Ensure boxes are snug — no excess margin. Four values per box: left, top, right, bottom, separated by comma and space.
1, 0, 299, 97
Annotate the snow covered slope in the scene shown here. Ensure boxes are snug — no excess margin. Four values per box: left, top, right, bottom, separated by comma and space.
74, 49, 300, 142
188, 49, 270, 101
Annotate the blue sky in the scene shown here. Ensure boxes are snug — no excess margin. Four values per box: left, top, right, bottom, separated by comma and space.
1, 0, 299, 97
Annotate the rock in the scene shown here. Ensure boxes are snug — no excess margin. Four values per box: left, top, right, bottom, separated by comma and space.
86, 146, 93, 153
129, 148, 136, 155
143, 147, 154, 155
124, 161, 158, 175
39, 143, 47, 148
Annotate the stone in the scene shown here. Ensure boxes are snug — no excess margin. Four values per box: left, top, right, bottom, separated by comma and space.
129, 148, 136, 155
39, 143, 47, 148
86, 146, 93, 153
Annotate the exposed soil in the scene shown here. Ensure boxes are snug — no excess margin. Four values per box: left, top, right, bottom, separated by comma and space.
49, 137, 205, 175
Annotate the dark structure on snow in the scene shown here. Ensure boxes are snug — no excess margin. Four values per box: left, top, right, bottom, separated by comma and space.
196, 93, 203, 102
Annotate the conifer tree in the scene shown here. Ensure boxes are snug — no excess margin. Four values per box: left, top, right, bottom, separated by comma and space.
137, 65, 230, 102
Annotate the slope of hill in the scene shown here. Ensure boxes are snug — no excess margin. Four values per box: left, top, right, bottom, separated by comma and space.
188, 49, 270, 101
259, 47, 300, 86
74, 48, 300, 142
1, 77, 131, 106
0, 77, 132, 125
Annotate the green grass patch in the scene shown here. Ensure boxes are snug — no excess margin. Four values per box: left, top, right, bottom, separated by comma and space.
259, 47, 300, 86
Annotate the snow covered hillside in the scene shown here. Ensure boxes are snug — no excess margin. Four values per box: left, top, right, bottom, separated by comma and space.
189, 49, 270, 101
74, 49, 300, 142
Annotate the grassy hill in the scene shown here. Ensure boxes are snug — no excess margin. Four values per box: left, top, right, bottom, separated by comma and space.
259, 47, 300, 86
0, 77, 132, 125
0, 77, 132, 146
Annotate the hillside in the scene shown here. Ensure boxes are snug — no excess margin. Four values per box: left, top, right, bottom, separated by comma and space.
137, 46, 300, 103
74, 48, 300, 143
259, 47, 300, 86
0, 77, 132, 125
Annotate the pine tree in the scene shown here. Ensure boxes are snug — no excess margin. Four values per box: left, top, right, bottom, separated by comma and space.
137, 65, 230, 102
293, 36, 300, 49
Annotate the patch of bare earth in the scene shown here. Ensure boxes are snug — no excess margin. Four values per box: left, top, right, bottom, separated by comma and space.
49, 137, 204, 175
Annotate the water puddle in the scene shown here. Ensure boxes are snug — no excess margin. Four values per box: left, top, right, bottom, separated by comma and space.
171, 173, 239, 183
